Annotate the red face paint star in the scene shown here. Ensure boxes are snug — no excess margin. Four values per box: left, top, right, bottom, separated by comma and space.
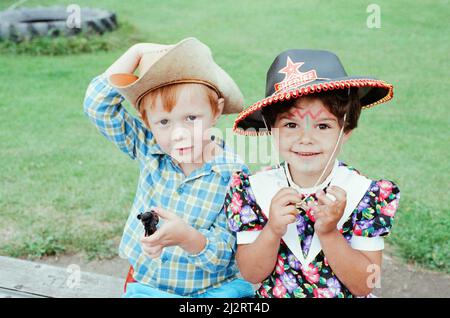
278, 56, 304, 81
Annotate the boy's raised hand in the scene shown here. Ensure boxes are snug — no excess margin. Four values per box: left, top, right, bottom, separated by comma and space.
105, 43, 172, 77
313, 186, 347, 236
133, 43, 172, 57
266, 188, 300, 238
140, 207, 202, 258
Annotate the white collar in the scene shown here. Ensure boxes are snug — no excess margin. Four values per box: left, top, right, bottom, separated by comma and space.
284, 160, 340, 195
248, 161, 372, 267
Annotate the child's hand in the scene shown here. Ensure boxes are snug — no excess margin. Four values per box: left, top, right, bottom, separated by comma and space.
140, 207, 190, 259
105, 43, 172, 77
313, 186, 347, 236
266, 188, 300, 238
132, 43, 171, 58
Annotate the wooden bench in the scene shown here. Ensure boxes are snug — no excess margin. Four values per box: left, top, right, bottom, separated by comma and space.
0, 256, 124, 298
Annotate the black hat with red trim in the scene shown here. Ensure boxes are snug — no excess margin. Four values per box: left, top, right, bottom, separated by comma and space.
233, 49, 394, 136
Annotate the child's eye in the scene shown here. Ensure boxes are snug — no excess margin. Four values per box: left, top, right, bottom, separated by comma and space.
284, 122, 298, 129
317, 123, 330, 130
186, 115, 197, 122
159, 119, 169, 126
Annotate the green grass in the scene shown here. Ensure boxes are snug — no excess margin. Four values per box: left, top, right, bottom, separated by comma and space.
0, 21, 142, 55
0, 0, 448, 272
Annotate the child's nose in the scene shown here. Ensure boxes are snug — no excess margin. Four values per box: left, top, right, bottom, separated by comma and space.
298, 127, 314, 144
171, 126, 190, 142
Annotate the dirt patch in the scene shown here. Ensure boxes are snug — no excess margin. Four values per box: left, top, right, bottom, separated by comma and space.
33, 245, 449, 298
374, 245, 449, 298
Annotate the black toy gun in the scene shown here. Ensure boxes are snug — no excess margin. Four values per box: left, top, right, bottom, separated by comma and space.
137, 210, 159, 237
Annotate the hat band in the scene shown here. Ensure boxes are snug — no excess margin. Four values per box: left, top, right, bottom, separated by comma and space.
273, 77, 331, 95
136, 79, 222, 109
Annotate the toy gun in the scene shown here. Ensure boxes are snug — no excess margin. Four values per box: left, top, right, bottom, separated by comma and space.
137, 210, 159, 237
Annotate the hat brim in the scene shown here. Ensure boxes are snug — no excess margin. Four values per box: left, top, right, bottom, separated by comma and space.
108, 37, 244, 114
233, 76, 393, 136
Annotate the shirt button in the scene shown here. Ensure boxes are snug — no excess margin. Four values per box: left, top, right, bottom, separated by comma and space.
222, 175, 230, 183
177, 186, 184, 194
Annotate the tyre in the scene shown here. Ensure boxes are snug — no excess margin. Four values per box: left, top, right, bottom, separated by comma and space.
0, 6, 117, 42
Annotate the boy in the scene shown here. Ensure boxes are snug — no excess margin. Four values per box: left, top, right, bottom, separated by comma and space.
83, 38, 253, 297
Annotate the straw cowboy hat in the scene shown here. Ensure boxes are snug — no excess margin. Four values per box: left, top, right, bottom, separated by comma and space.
108, 37, 244, 114
234, 49, 394, 135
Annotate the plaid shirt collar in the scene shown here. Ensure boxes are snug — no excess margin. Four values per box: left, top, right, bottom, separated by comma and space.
146, 136, 243, 178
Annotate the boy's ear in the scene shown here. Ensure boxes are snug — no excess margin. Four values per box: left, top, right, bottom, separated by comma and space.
213, 98, 225, 124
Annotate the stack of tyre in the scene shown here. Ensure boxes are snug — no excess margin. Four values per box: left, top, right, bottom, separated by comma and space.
0, 6, 117, 42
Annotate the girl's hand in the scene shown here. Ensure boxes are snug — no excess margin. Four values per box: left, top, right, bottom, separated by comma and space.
266, 188, 300, 238
140, 207, 192, 258
313, 186, 347, 236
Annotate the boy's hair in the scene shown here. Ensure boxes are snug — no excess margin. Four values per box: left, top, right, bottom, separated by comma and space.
261, 88, 362, 133
139, 83, 220, 127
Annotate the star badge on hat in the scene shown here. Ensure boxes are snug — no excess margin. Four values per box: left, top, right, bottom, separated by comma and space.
275, 56, 318, 93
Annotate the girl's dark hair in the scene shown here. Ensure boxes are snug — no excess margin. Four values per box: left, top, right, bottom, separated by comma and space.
261, 88, 362, 133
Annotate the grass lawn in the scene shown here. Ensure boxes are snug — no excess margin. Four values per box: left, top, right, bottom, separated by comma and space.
0, 0, 448, 272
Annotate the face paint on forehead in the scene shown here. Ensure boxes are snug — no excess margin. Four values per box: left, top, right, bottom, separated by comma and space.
285, 108, 325, 121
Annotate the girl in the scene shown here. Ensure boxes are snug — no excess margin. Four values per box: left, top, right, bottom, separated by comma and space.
225, 49, 400, 298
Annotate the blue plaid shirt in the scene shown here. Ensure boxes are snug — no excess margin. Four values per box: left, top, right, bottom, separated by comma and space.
83, 74, 249, 296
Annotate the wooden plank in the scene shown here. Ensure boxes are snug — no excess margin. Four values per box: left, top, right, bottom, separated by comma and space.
0, 256, 124, 298
0, 287, 47, 298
